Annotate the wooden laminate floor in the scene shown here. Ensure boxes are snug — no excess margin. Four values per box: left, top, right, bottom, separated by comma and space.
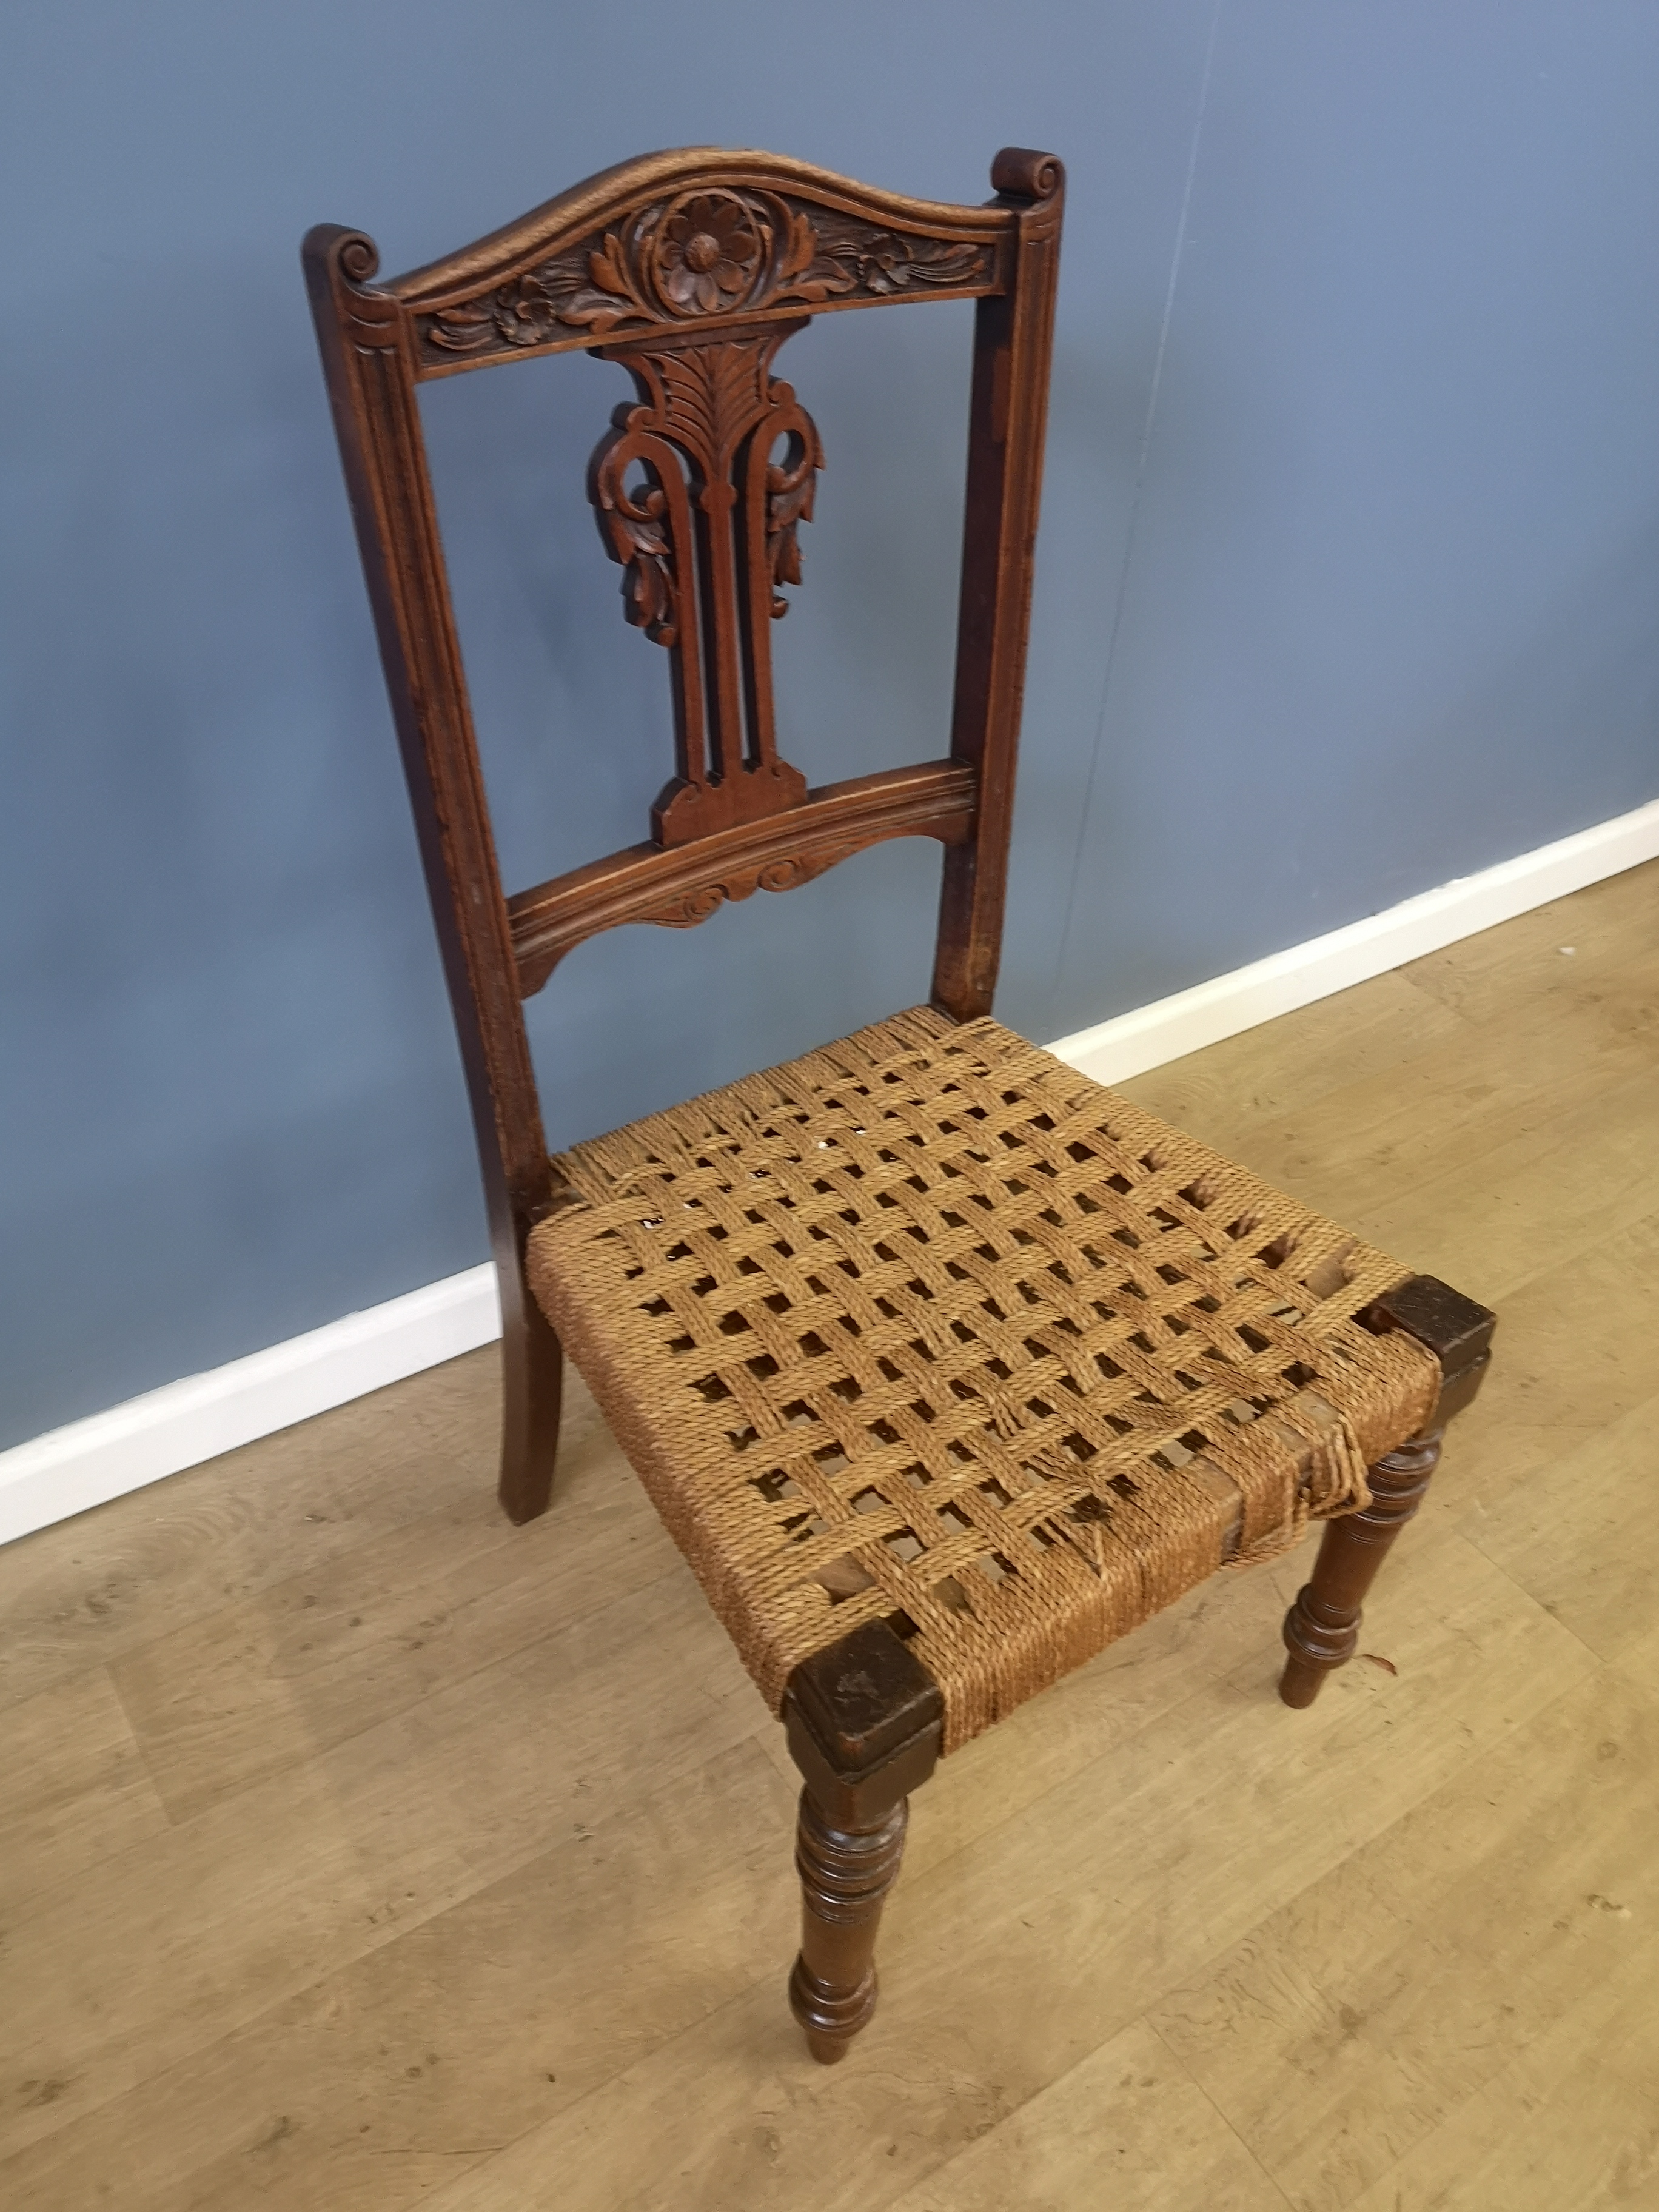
4, 859, 1657, 2211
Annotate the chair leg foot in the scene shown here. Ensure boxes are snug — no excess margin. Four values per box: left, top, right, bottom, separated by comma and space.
789, 1794, 908, 2063
1279, 1644, 1337, 1711
496, 1275, 563, 1526
1279, 1429, 1441, 1706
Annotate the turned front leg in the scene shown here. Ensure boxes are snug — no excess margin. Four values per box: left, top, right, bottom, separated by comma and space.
1279, 1273, 1495, 1709
789, 1792, 909, 2062
1280, 1429, 1441, 1707
782, 1619, 943, 2065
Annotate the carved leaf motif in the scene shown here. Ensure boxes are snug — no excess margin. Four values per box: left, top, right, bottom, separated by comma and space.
421, 298, 496, 352
554, 293, 644, 334
880, 236, 985, 289
512, 248, 651, 337
617, 497, 675, 641
588, 327, 822, 830
590, 436, 682, 649
418, 193, 995, 364
764, 420, 819, 615
649, 343, 772, 483
780, 211, 817, 284
587, 233, 633, 298
771, 211, 987, 307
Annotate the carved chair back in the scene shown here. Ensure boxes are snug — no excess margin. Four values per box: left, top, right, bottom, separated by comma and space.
304, 145, 1064, 1510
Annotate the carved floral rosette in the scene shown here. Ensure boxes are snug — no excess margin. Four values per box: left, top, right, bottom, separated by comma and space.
415, 190, 997, 367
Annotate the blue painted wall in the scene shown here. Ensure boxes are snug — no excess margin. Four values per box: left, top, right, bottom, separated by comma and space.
4, 1, 1658, 1448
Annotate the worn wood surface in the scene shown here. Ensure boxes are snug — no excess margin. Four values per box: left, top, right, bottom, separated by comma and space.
2, 857, 1655, 2210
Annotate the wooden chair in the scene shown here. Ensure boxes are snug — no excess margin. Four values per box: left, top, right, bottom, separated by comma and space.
304, 146, 1495, 2063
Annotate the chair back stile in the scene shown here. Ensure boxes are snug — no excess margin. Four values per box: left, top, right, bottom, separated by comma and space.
302, 145, 1064, 1512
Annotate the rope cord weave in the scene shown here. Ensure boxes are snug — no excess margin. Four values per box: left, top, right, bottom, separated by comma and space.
529, 1008, 1437, 1751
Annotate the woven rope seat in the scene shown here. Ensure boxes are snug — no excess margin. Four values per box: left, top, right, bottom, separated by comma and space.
528, 1007, 1439, 1753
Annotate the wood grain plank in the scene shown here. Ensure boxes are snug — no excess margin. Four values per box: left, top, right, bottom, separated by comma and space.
0, 1737, 797, 2212
0, 1560, 760, 2163
1358, 1059, 1659, 1303
0, 1665, 169, 1918
1613, 1613, 1659, 1709
1125, 946, 1659, 1239
1404, 1210, 1659, 1535
1118, 968, 1465, 1151
0, 1347, 514, 1711
882, 2018, 1290, 2212
412, 1534, 1587, 2212
108, 1372, 672, 1821
1399, 853, 1659, 1025
1147, 1668, 1659, 2211
1458, 1390, 1659, 1664
1343, 1923, 1659, 2212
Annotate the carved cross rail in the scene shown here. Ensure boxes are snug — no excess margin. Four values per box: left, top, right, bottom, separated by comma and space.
507, 760, 977, 994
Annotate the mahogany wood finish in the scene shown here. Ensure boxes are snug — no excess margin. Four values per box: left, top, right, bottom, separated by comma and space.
782, 1620, 943, 2062
508, 759, 977, 994
1279, 1275, 1497, 1709
303, 146, 1064, 1524
306, 150, 1500, 2064
789, 1795, 910, 2064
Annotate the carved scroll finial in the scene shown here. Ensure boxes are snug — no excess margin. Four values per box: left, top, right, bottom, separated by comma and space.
338, 233, 380, 283
990, 147, 1064, 201
302, 224, 401, 354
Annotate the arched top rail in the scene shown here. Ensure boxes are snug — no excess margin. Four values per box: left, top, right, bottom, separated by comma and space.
350, 144, 1061, 378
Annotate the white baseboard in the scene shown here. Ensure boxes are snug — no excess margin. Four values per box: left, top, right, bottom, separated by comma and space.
4, 791, 1656, 1547
1048, 794, 1659, 1085
0, 1265, 501, 1547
